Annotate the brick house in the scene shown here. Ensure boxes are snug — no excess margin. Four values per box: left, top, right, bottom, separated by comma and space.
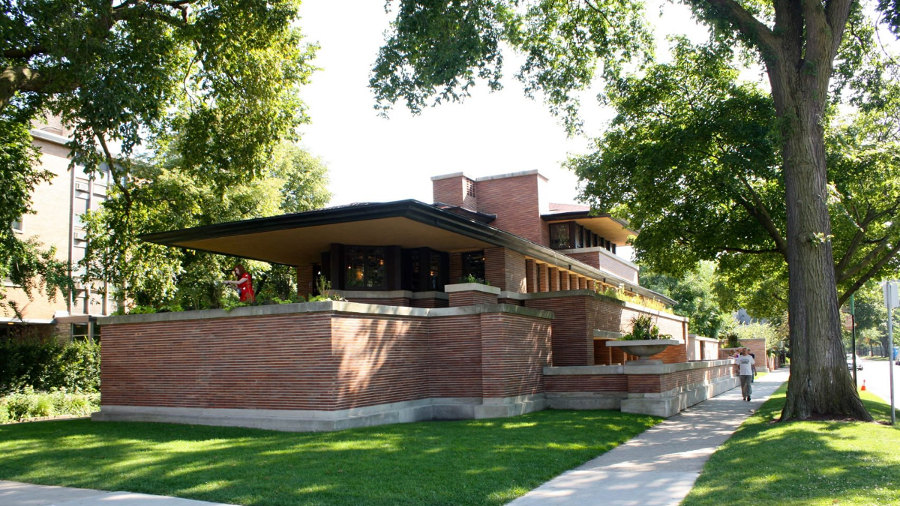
2, 119, 113, 342
94, 171, 735, 431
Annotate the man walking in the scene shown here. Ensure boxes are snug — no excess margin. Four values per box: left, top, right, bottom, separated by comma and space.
736, 348, 754, 401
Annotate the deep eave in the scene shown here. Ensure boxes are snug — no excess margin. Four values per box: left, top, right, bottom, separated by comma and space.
141, 200, 670, 304
542, 211, 637, 245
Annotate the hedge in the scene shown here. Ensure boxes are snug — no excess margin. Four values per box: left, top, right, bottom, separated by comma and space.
0, 339, 100, 395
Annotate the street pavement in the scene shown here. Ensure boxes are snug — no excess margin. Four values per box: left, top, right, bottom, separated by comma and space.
854, 356, 900, 410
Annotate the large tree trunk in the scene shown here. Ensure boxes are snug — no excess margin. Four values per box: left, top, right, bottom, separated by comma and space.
767, 29, 872, 421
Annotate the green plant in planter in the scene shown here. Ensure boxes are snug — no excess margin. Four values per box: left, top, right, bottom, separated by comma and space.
721, 331, 740, 349
458, 274, 489, 285
621, 314, 672, 340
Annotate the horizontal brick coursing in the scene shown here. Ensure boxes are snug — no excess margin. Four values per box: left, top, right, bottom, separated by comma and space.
449, 291, 498, 307
627, 364, 735, 394
476, 175, 547, 245
100, 313, 335, 410
525, 293, 688, 366
480, 313, 551, 398
100, 307, 552, 414
544, 374, 627, 393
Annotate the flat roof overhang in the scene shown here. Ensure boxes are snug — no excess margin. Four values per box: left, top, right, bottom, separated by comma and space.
140, 200, 500, 266
542, 212, 636, 245
141, 200, 673, 305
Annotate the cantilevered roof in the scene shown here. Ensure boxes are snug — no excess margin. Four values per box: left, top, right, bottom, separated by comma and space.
141, 199, 670, 304
542, 209, 637, 246
141, 200, 501, 266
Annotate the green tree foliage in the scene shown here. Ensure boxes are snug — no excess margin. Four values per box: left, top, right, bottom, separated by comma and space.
640, 261, 730, 338
370, 0, 899, 421
1, 0, 316, 308
0, 339, 100, 395
80, 141, 330, 311
573, 39, 900, 320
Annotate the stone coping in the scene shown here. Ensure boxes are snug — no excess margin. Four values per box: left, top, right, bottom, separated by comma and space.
688, 334, 720, 343
98, 300, 554, 326
337, 289, 449, 300
444, 282, 501, 295
543, 359, 734, 376
593, 329, 625, 339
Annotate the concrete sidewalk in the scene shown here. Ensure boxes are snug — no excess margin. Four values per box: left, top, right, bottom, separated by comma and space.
0, 481, 234, 506
509, 367, 789, 506
1, 369, 788, 506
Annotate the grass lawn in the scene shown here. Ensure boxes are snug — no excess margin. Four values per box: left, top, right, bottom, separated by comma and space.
683, 386, 900, 506
0, 409, 659, 505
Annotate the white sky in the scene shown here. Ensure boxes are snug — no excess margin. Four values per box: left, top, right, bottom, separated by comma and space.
296, 0, 703, 207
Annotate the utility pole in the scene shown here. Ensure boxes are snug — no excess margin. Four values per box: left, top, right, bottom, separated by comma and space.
884, 281, 898, 425
850, 294, 857, 387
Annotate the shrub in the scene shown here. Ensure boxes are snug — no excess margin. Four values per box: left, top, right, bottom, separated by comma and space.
0, 339, 100, 395
621, 314, 673, 340
0, 387, 100, 422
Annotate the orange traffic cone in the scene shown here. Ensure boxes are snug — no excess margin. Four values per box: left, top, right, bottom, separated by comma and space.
861, 379, 866, 391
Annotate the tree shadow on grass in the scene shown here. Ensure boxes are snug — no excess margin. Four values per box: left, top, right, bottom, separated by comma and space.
0, 409, 660, 505
683, 387, 900, 506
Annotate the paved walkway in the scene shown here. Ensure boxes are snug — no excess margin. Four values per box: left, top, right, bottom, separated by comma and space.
0, 481, 234, 506
1, 368, 788, 506
509, 367, 789, 506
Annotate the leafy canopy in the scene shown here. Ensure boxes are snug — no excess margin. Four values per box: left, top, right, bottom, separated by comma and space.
572, 37, 900, 318
81, 142, 331, 312
1, 0, 317, 309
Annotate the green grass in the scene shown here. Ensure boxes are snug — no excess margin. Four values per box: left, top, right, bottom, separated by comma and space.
0, 409, 660, 505
683, 386, 900, 506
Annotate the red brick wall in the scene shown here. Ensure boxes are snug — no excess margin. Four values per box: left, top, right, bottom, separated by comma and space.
740, 338, 767, 368
449, 252, 463, 284
427, 314, 486, 398
331, 315, 430, 409
480, 313, 552, 398
100, 306, 552, 413
433, 175, 476, 210
483, 247, 528, 293
100, 313, 337, 410
627, 364, 735, 394
411, 297, 449, 308
544, 374, 627, 393
526, 293, 689, 366
484, 247, 507, 289
526, 295, 594, 366
448, 290, 498, 306
297, 264, 315, 299
475, 174, 547, 245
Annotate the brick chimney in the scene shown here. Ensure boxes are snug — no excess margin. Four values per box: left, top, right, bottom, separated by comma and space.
431, 173, 477, 211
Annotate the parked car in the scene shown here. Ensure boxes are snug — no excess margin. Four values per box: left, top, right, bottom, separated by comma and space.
846, 353, 863, 370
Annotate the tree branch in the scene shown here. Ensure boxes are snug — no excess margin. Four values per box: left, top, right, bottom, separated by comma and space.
733, 173, 788, 256
693, 0, 779, 56
838, 240, 900, 305
721, 246, 782, 254
836, 236, 895, 284
3, 45, 49, 60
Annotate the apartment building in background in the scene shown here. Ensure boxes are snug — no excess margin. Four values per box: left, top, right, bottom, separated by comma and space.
2, 117, 112, 341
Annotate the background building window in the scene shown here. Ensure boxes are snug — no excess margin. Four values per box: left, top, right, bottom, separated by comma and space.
11, 216, 23, 233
